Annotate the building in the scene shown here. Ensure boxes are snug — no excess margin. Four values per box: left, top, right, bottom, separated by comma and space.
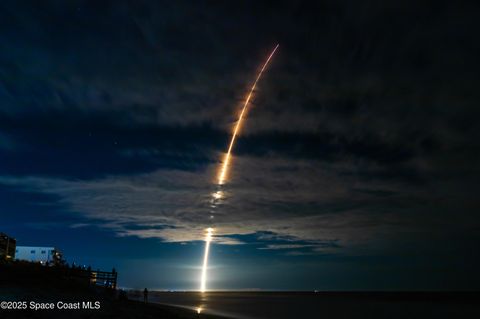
15, 246, 63, 265
0, 232, 16, 260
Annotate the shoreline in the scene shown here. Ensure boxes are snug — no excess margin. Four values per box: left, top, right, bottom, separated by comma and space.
0, 262, 225, 319
0, 292, 226, 319
2, 261, 478, 319
126, 290, 480, 319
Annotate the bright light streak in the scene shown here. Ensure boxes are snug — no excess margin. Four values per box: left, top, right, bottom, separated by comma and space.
200, 44, 279, 293
218, 44, 279, 185
200, 228, 213, 292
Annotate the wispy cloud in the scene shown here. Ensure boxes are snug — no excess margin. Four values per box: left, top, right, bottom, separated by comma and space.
0, 152, 436, 257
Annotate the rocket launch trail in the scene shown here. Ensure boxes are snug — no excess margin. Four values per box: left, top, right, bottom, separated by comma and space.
200, 44, 279, 293
218, 44, 280, 185
200, 227, 213, 293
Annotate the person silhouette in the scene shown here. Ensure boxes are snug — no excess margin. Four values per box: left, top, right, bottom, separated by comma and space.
143, 288, 148, 304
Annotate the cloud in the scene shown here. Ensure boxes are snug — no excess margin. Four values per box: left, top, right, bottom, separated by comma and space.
0, 150, 450, 258
1, 0, 476, 147
0, 0, 479, 277
259, 244, 313, 250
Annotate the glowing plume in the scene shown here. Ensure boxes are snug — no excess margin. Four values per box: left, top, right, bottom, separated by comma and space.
218, 44, 279, 185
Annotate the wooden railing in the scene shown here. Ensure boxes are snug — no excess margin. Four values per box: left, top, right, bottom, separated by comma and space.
89, 270, 117, 289
67, 268, 118, 289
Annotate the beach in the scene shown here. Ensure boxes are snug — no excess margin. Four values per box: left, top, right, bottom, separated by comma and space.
0, 285, 224, 319
2, 262, 479, 319
0, 262, 223, 319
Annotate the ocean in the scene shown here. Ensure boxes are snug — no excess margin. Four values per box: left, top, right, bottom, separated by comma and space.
128, 291, 480, 319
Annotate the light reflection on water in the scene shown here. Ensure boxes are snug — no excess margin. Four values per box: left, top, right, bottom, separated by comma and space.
132, 291, 253, 319
128, 291, 475, 319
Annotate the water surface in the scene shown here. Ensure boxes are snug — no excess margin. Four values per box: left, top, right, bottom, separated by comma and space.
129, 291, 480, 319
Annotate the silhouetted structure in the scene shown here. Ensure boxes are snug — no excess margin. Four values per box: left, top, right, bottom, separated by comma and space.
89, 269, 118, 289
0, 260, 119, 299
63, 266, 118, 289
0, 232, 16, 261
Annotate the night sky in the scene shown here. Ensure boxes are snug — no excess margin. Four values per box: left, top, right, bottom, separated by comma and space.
1, 1, 479, 291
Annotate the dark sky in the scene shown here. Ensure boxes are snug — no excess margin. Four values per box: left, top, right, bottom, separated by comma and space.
1, 0, 479, 290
